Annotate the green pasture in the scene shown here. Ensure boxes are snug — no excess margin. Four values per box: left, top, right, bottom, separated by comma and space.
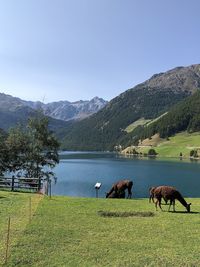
0, 191, 200, 267
125, 114, 168, 133
135, 132, 200, 158
125, 118, 150, 133
0, 192, 42, 266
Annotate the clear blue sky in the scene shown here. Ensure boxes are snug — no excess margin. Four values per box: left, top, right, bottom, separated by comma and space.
0, 0, 200, 103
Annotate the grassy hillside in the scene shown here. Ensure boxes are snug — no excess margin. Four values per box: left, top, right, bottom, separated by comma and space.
123, 132, 200, 158
125, 113, 168, 133
1, 191, 200, 266
125, 118, 151, 133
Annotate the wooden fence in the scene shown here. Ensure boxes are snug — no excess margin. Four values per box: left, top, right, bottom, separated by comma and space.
0, 176, 46, 193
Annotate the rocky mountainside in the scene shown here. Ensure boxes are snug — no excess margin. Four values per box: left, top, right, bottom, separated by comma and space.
0, 93, 26, 112
45, 97, 107, 121
24, 96, 107, 121
60, 64, 200, 151
145, 64, 200, 92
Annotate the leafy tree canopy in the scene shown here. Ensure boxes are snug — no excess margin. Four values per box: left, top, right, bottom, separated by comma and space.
2, 113, 60, 182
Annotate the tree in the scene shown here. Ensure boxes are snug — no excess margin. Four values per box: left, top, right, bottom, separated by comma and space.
190, 150, 198, 158
6, 126, 30, 173
0, 130, 8, 175
24, 114, 60, 182
5, 113, 60, 186
148, 148, 157, 156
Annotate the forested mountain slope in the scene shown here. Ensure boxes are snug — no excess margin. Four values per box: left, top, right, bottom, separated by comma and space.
61, 64, 200, 151
130, 90, 200, 142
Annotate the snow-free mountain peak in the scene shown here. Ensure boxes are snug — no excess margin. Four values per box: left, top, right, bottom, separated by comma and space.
0, 93, 108, 122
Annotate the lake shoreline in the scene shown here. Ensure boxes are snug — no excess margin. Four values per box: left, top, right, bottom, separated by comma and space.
59, 150, 200, 164
119, 152, 200, 162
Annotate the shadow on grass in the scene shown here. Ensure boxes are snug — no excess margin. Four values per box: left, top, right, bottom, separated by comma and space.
98, 210, 155, 218
168, 211, 200, 214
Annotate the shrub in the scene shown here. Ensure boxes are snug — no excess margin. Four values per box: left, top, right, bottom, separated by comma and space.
190, 150, 198, 158
148, 148, 157, 156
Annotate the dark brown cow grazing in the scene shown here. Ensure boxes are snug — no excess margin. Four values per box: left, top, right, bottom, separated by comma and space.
149, 186, 168, 204
153, 186, 191, 212
106, 180, 133, 199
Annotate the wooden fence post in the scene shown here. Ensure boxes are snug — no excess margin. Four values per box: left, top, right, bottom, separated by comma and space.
11, 176, 14, 191
29, 197, 32, 223
38, 177, 41, 191
45, 180, 48, 195
49, 179, 52, 199
5, 216, 11, 264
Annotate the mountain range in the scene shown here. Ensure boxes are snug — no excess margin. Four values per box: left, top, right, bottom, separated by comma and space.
24, 96, 107, 121
1, 64, 200, 151
0, 94, 107, 130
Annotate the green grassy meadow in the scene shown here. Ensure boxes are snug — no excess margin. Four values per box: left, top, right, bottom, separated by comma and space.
0, 192, 42, 266
148, 132, 200, 158
0, 191, 200, 267
125, 114, 168, 133
125, 118, 151, 133
124, 132, 200, 159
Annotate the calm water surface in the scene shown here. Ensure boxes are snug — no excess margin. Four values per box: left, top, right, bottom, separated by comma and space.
52, 152, 200, 198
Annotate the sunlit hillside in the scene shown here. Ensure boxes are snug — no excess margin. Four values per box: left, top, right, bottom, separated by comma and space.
122, 131, 200, 158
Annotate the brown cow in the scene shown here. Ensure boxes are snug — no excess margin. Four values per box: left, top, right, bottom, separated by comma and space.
149, 186, 168, 204
106, 180, 133, 199
106, 190, 126, 198
153, 186, 191, 212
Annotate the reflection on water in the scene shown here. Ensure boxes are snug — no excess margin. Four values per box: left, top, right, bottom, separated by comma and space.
52, 152, 200, 198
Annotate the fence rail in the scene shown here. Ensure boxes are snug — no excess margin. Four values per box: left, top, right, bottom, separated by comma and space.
0, 176, 44, 193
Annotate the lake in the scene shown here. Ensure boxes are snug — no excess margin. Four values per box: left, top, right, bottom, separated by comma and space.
52, 152, 200, 198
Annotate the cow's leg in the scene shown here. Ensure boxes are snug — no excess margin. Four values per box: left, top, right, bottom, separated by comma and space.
155, 197, 162, 211
168, 200, 172, 211
173, 200, 175, 212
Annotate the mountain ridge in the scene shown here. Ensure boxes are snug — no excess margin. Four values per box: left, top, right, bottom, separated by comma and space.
0, 93, 107, 123
61, 64, 200, 151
